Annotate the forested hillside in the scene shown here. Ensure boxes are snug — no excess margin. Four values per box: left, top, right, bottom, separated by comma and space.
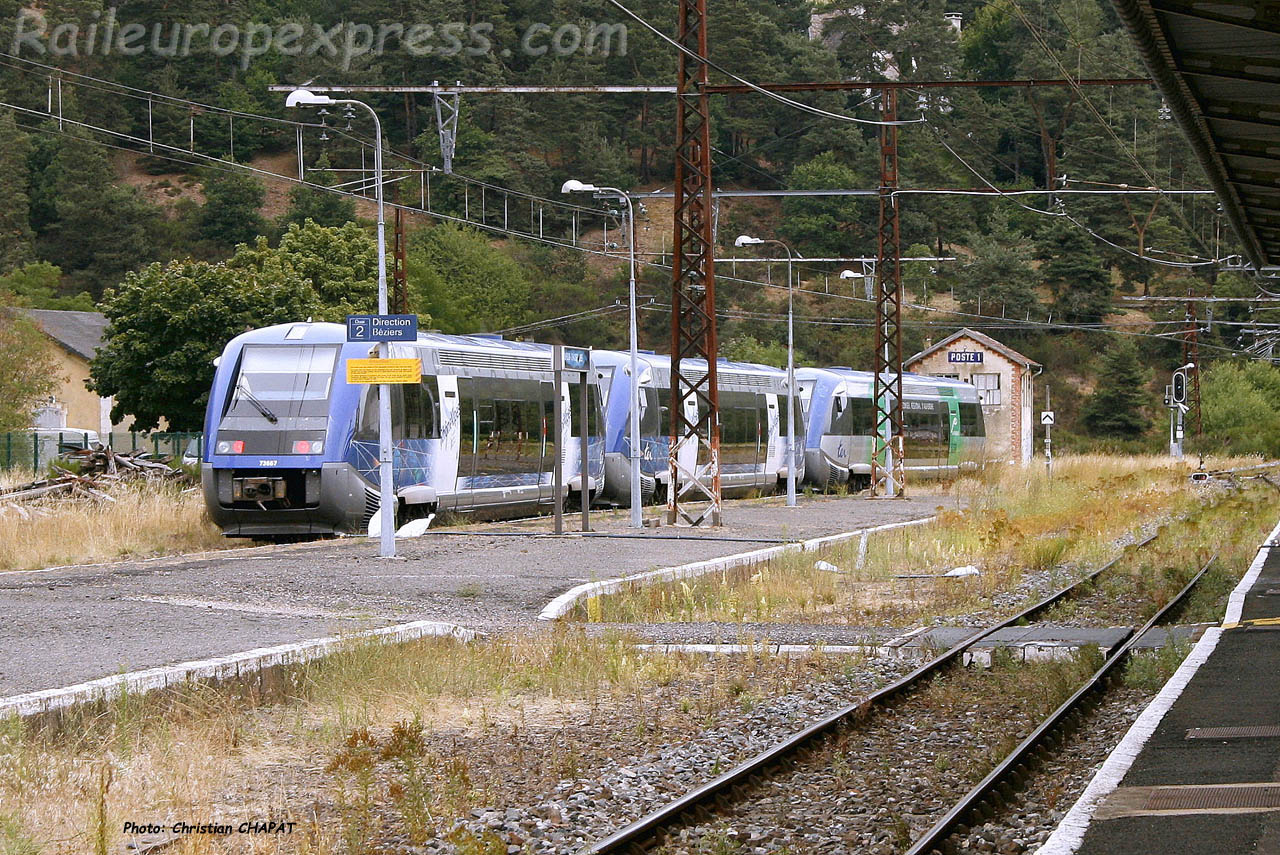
0, 0, 1275, 451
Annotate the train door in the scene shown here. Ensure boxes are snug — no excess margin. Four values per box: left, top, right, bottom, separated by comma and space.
537, 379, 555, 507
942, 392, 961, 468
669, 386, 701, 493
436, 375, 461, 508
766, 394, 781, 488
568, 374, 602, 497
454, 378, 479, 507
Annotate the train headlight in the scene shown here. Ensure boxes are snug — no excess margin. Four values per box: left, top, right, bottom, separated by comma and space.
216, 440, 245, 454
292, 440, 323, 454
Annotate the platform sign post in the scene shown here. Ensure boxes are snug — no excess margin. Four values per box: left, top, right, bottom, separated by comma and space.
347, 313, 419, 559
553, 346, 564, 535
552, 346, 592, 535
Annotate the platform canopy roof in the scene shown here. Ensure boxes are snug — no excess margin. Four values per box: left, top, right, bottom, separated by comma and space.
1111, 0, 1280, 274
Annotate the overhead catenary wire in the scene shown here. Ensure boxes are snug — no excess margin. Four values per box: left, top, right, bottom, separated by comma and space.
1003, 0, 1213, 259
10, 54, 1274, 359
928, 125, 1222, 268
603, 0, 925, 127
19, 96, 1270, 358
638, 302, 1253, 357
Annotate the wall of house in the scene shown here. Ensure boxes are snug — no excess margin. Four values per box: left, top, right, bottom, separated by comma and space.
907, 336, 1034, 465
41, 344, 133, 434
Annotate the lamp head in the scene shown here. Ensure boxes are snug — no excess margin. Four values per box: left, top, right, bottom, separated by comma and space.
734, 234, 764, 247
286, 89, 335, 108
561, 179, 598, 194
839, 269, 858, 280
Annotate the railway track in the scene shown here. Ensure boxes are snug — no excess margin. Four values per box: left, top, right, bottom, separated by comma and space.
580, 528, 1211, 854
904, 551, 1217, 855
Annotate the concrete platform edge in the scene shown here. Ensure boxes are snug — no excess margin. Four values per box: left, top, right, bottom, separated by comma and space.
536, 515, 936, 621
0, 619, 477, 721
1033, 513, 1280, 855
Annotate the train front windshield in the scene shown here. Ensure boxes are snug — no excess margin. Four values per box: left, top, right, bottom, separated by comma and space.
217, 345, 338, 454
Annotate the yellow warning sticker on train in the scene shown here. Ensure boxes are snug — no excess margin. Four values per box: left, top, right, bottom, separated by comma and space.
346, 358, 422, 384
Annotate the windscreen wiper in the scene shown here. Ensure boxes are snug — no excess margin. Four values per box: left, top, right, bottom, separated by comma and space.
235, 382, 279, 423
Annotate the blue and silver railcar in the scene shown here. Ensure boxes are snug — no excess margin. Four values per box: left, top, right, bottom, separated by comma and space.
593, 350, 675, 506
641, 355, 795, 497
798, 367, 985, 489
201, 323, 603, 538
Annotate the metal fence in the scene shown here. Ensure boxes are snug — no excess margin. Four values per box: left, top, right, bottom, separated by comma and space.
0, 431, 204, 474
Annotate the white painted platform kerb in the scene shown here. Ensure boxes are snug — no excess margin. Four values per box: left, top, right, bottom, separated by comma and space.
537, 515, 936, 621
0, 619, 477, 721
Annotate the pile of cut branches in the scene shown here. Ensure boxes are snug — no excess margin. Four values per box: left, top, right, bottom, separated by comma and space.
0, 446, 191, 506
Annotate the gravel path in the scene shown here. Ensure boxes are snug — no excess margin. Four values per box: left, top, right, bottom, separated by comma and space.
0, 493, 948, 697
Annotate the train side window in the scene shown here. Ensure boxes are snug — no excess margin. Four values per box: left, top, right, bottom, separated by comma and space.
569, 380, 602, 437
457, 392, 474, 451
355, 386, 385, 443
401, 379, 439, 440
849, 397, 874, 434
829, 397, 848, 434
903, 400, 947, 458
960, 402, 986, 437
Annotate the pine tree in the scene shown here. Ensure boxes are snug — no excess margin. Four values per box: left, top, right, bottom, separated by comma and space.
278, 154, 357, 230
779, 152, 875, 259
0, 112, 34, 273
1081, 339, 1150, 437
1038, 222, 1112, 323
37, 133, 157, 298
199, 169, 266, 250
956, 210, 1042, 318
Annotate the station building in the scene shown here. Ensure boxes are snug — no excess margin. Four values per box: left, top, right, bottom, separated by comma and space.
905, 328, 1041, 465
20, 308, 134, 434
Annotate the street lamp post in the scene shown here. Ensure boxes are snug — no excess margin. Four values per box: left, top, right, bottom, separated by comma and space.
288, 89, 395, 557
735, 235, 798, 508
562, 180, 642, 528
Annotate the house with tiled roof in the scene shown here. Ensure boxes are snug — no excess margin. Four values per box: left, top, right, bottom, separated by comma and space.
906, 328, 1042, 465
20, 309, 134, 433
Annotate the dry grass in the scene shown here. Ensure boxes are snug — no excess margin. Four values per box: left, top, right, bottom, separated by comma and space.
1, 455, 1274, 853
0, 626, 849, 854
0, 481, 231, 572
580, 454, 1261, 626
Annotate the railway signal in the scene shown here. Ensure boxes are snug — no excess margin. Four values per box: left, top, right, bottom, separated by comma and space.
1171, 368, 1188, 405
1168, 363, 1195, 459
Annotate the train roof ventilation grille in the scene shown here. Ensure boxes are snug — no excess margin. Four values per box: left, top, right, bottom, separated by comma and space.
680, 370, 778, 389
721, 371, 781, 389
438, 350, 552, 372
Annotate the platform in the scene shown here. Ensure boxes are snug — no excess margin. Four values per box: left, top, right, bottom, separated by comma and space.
1038, 518, 1280, 855
0, 493, 945, 700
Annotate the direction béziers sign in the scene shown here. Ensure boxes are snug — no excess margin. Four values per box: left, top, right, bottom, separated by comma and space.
346, 314, 418, 342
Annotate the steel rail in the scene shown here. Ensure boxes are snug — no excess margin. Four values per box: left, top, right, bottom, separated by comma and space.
581, 530, 1161, 854
905, 551, 1220, 855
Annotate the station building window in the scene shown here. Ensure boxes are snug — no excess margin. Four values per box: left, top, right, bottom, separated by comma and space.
973, 373, 1002, 407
